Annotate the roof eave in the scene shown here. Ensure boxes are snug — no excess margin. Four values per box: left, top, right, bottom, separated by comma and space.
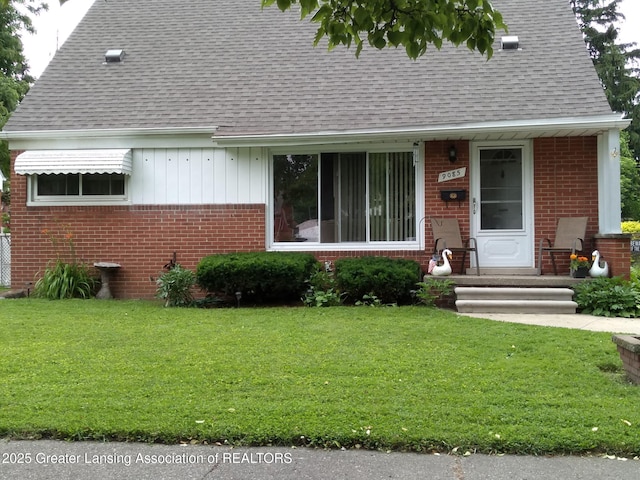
0, 126, 220, 141
0, 126, 220, 150
211, 114, 631, 148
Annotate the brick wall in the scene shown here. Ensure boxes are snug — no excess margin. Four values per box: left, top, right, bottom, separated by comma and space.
594, 235, 631, 280
533, 137, 601, 274
10, 202, 266, 299
424, 140, 472, 273
612, 335, 640, 384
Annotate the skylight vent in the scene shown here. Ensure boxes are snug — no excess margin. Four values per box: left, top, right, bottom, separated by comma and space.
104, 49, 125, 63
500, 36, 520, 50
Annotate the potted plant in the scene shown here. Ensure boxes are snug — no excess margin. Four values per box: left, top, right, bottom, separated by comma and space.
570, 253, 590, 278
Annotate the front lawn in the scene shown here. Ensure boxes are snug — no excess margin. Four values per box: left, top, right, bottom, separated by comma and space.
1, 300, 639, 456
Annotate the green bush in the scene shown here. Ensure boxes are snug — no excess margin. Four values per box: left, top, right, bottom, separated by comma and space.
573, 277, 640, 318
196, 252, 319, 303
156, 264, 196, 307
334, 256, 421, 305
34, 259, 96, 300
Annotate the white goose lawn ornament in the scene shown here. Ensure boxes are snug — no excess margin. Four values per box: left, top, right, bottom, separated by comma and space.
589, 250, 609, 278
431, 249, 453, 276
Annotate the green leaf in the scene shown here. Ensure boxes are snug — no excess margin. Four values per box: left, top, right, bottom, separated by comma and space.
371, 32, 387, 50
406, 41, 421, 60
353, 6, 369, 27
276, 0, 291, 11
299, 0, 318, 17
387, 30, 405, 47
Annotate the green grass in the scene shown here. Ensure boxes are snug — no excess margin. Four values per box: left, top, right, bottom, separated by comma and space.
1, 299, 640, 456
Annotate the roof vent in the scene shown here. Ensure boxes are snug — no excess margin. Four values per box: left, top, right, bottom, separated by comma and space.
500, 36, 519, 50
104, 49, 125, 63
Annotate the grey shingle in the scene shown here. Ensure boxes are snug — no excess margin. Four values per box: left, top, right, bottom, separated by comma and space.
3, 0, 613, 135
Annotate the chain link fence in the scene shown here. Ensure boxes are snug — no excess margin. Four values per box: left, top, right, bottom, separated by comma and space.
0, 234, 10, 287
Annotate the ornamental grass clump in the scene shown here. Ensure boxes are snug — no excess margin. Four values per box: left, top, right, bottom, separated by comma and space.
34, 227, 96, 300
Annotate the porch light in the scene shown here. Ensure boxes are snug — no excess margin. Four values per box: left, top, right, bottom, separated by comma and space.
448, 145, 457, 163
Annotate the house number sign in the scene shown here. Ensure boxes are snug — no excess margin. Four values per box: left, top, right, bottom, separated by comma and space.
437, 167, 466, 183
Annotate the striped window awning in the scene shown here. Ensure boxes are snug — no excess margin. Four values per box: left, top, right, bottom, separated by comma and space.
15, 149, 132, 175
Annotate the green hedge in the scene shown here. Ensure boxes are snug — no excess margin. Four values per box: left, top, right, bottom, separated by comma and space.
196, 252, 319, 303
334, 256, 421, 305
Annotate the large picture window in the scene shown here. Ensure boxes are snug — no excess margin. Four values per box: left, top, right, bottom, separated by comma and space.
273, 150, 416, 245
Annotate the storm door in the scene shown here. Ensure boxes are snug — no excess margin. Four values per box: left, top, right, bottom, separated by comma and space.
471, 144, 534, 268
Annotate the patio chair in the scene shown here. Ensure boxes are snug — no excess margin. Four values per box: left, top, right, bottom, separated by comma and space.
537, 217, 588, 275
430, 218, 480, 275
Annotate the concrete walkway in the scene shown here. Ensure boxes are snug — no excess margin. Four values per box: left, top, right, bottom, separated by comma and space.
457, 312, 640, 334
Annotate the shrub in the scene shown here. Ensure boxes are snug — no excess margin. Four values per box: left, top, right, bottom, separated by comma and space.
334, 257, 421, 305
156, 264, 196, 307
621, 221, 640, 236
196, 252, 319, 303
573, 277, 640, 318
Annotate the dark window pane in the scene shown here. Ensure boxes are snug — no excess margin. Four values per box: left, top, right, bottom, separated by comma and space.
83, 174, 111, 195
83, 174, 125, 195
273, 154, 318, 242
37, 174, 79, 195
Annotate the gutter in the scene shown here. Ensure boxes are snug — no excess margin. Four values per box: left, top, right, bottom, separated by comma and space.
0, 126, 221, 150
211, 114, 631, 148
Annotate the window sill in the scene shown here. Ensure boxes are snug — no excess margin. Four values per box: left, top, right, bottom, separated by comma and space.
27, 198, 131, 207
269, 242, 423, 252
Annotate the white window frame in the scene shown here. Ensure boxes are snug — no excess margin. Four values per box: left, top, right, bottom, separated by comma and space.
268, 142, 425, 252
27, 173, 131, 206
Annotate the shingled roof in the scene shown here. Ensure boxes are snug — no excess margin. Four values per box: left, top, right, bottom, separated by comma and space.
4, 0, 614, 137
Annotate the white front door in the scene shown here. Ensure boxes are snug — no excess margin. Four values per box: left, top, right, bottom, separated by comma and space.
470, 142, 534, 268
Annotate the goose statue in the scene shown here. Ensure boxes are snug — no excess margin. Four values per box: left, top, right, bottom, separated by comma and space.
589, 250, 609, 278
431, 249, 453, 276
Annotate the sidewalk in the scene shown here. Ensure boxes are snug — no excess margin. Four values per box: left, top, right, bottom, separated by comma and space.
1, 440, 638, 480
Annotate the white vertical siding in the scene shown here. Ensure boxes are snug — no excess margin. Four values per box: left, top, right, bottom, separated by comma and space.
212, 148, 228, 203
165, 149, 179, 204
130, 147, 267, 205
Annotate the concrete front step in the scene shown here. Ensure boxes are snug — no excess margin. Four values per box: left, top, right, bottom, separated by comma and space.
455, 287, 575, 301
455, 300, 578, 314
454, 287, 577, 314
